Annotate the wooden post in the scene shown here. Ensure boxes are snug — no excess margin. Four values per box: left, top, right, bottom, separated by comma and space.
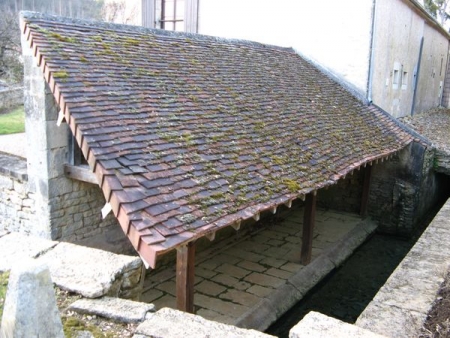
301, 192, 317, 265
176, 241, 196, 313
360, 165, 373, 218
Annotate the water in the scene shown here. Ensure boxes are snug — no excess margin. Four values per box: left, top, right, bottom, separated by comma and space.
265, 233, 416, 337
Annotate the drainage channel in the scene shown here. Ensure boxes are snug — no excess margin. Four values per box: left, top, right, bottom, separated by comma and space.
265, 209, 440, 338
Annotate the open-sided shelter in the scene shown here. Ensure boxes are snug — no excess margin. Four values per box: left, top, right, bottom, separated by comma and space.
20, 12, 415, 312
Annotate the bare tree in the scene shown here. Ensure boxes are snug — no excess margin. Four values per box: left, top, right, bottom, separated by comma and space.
424, 0, 450, 27
0, 6, 22, 83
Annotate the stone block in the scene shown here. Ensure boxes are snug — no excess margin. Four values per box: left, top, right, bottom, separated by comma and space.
238, 260, 268, 273
356, 301, 427, 338
0, 232, 58, 272
219, 289, 261, 307
216, 263, 251, 279
48, 176, 73, 199
0, 260, 64, 338
288, 256, 335, 295
323, 219, 376, 267
235, 299, 277, 331
36, 242, 142, 298
244, 272, 285, 288
195, 294, 250, 317
0, 174, 13, 190
69, 296, 155, 323
196, 280, 227, 296
292, 311, 387, 338
135, 308, 274, 338
211, 273, 252, 290
246, 285, 273, 297
46, 121, 69, 150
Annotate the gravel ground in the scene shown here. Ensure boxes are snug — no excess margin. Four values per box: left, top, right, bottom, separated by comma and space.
0, 132, 26, 158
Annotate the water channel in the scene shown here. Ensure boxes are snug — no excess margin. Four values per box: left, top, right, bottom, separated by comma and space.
265, 208, 440, 338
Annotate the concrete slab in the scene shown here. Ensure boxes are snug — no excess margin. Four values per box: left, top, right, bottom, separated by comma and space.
36, 242, 142, 298
69, 297, 155, 323
0, 232, 58, 272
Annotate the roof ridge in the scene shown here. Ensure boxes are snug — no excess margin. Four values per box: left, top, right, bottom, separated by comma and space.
20, 10, 294, 53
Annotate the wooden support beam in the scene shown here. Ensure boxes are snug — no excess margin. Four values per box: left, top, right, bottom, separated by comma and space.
301, 192, 316, 265
176, 242, 196, 313
360, 165, 373, 218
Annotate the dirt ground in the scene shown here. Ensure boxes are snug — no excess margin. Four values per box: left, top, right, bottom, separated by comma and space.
421, 271, 450, 338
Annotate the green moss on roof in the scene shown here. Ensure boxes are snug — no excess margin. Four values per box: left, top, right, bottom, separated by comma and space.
22, 13, 414, 258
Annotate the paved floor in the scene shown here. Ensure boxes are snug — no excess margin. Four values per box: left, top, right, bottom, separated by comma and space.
141, 206, 370, 327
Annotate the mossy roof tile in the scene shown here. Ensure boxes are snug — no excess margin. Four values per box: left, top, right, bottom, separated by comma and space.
21, 12, 414, 268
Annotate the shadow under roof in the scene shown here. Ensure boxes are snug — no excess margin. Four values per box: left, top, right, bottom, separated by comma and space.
21, 11, 414, 268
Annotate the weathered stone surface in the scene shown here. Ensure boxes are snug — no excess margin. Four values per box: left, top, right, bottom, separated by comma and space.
356, 301, 427, 338
0, 260, 64, 338
234, 298, 277, 331
288, 255, 335, 295
36, 242, 142, 298
291, 311, 387, 338
135, 308, 274, 338
0, 232, 57, 272
323, 219, 377, 267
69, 296, 155, 323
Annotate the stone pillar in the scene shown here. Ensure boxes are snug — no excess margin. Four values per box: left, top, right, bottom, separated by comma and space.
21, 31, 71, 240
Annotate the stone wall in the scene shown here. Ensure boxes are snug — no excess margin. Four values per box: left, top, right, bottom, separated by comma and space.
317, 169, 365, 214
0, 154, 36, 234
0, 86, 23, 111
368, 142, 445, 236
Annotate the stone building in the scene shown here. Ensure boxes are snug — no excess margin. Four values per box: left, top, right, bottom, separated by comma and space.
12, 11, 446, 312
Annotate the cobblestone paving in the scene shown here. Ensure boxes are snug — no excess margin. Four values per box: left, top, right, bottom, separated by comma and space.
141, 206, 362, 324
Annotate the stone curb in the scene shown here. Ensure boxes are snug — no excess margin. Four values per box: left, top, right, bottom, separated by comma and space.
69, 297, 156, 323
290, 311, 387, 338
355, 198, 450, 337
134, 308, 274, 338
235, 219, 377, 331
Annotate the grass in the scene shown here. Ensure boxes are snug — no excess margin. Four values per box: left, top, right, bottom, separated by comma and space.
62, 317, 114, 338
0, 106, 25, 135
0, 271, 10, 320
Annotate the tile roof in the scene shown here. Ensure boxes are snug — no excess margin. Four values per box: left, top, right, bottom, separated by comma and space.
21, 12, 414, 268
401, 108, 450, 153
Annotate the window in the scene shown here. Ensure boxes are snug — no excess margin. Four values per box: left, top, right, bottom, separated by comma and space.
142, 0, 198, 33
401, 71, 408, 90
392, 62, 401, 90
161, 0, 185, 31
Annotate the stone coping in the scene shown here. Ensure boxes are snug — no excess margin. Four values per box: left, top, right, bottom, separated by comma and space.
355, 198, 450, 337
0, 152, 27, 181
291, 311, 387, 338
134, 308, 274, 338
